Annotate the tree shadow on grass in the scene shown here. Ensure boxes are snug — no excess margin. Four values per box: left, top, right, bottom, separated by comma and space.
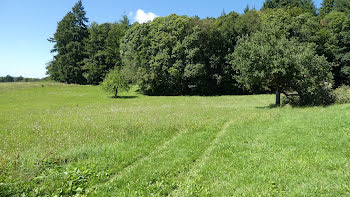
110, 96, 138, 99
255, 104, 281, 109
255, 103, 332, 109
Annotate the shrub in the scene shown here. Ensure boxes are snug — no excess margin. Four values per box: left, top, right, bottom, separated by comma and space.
283, 85, 336, 106
101, 68, 130, 97
335, 85, 350, 104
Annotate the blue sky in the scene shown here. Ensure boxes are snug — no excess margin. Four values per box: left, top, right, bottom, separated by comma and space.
0, 0, 322, 78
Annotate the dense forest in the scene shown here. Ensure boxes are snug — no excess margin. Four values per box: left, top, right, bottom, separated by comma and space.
46, 0, 350, 105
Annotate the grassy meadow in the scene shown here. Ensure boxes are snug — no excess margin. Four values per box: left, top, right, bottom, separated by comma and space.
1, 82, 350, 196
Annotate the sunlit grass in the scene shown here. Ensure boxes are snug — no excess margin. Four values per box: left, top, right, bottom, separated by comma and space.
1, 82, 350, 196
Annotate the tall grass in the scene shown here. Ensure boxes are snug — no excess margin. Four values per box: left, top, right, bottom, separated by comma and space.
1, 82, 350, 196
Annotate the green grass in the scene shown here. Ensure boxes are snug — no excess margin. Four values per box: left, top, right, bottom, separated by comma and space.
1, 82, 350, 196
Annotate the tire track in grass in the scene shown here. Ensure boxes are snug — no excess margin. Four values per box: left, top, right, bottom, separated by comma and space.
92, 111, 263, 195
92, 121, 232, 196
169, 120, 234, 196
169, 110, 277, 196
89, 128, 189, 193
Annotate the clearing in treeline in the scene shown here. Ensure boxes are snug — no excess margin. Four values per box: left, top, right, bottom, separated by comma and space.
1, 82, 350, 196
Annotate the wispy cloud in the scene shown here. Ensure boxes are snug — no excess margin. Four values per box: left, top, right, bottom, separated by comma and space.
134, 9, 158, 23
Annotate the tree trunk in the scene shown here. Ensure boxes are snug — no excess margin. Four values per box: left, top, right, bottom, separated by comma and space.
276, 87, 281, 106
115, 88, 118, 98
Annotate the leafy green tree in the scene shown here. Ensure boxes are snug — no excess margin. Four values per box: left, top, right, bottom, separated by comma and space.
261, 7, 310, 38
47, 0, 89, 84
262, 0, 316, 14
261, 8, 323, 53
15, 76, 24, 82
120, 22, 151, 84
234, 10, 261, 37
290, 12, 321, 43
319, 0, 350, 17
101, 68, 130, 97
83, 16, 129, 85
183, 24, 215, 94
83, 22, 111, 84
321, 11, 350, 85
334, 0, 350, 13
121, 14, 244, 95
228, 31, 334, 106
213, 11, 239, 52
2, 75, 14, 82
121, 15, 191, 95
105, 18, 129, 70
319, 0, 335, 17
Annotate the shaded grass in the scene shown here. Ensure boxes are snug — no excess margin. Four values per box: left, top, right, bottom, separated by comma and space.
0, 82, 350, 196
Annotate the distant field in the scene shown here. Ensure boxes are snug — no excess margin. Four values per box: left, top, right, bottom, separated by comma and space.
1, 82, 350, 196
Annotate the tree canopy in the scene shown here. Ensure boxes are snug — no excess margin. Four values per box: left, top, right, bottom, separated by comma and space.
101, 67, 130, 97
46, 0, 350, 105
262, 0, 317, 14
229, 30, 334, 105
47, 0, 89, 84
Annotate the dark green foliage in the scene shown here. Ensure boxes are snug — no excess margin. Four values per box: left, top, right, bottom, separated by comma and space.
234, 10, 261, 37
229, 30, 335, 106
120, 22, 151, 84
319, 0, 335, 17
262, 0, 317, 14
105, 19, 129, 72
47, 1, 129, 85
44, 0, 350, 105
320, 11, 350, 85
0, 75, 41, 82
261, 7, 320, 40
319, 0, 350, 17
135, 15, 191, 95
47, 0, 89, 84
83, 22, 112, 85
82, 17, 129, 85
334, 0, 350, 13
244, 5, 250, 13
121, 14, 248, 96
0, 75, 14, 82
14, 76, 24, 82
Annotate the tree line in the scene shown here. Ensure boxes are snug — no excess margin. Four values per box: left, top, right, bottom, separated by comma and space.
47, 0, 350, 105
0, 75, 42, 83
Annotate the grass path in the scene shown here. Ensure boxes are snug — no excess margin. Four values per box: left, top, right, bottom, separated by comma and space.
169, 120, 235, 196
90, 128, 189, 192
92, 124, 223, 196
93, 109, 271, 196
93, 120, 232, 196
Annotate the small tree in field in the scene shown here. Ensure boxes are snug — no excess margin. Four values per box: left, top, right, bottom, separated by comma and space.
101, 68, 130, 97
228, 31, 335, 106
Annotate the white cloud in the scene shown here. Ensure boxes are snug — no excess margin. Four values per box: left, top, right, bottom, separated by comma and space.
135, 9, 158, 24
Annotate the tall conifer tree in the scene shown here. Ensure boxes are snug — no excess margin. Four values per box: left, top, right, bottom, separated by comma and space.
319, 0, 335, 17
47, 0, 89, 84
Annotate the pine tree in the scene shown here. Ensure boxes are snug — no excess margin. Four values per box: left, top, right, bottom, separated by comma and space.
244, 5, 250, 13
47, 0, 89, 84
319, 0, 335, 17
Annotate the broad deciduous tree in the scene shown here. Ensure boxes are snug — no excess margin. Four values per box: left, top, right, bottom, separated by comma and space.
229, 30, 334, 106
